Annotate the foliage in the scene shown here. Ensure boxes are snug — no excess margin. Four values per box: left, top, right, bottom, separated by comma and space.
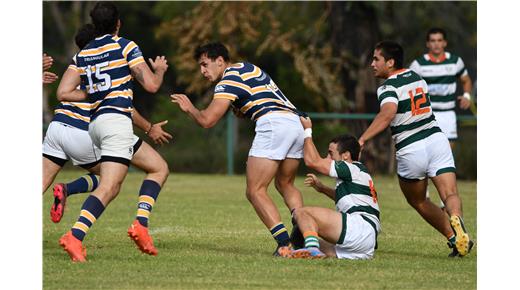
42, 1, 477, 177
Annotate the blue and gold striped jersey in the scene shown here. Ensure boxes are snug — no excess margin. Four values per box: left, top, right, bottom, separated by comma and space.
213, 62, 299, 121
51, 101, 94, 131
70, 34, 145, 121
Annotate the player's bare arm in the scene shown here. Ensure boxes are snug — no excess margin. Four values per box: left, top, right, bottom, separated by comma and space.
457, 74, 473, 110
304, 173, 335, 200
358, 102, 398, 148
56, 67, 87, 102
299, 116, 334, 176
132, 108, 173, 145
130, 56, 168, 93
170, 94, 231, 128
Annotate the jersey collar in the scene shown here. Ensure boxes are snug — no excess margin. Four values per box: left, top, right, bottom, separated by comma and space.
428, 52, 447, 63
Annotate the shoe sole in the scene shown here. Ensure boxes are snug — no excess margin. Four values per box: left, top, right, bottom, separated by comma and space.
450, 216, 470, 256
51, 184, 66, 223
127, 227, 158, 256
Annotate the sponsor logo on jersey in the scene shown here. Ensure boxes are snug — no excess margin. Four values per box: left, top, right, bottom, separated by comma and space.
215, 85, 226, 92
255, 73, 267, 82
131, 47, 143, 58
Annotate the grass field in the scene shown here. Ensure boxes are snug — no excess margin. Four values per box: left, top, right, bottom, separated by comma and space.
43, 171, 476, 289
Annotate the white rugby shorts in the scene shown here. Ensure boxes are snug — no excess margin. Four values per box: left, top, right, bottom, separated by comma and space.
396, 132, 456, 180
88, 113, 138, 162
42, 121, 101, 166
433, 110, 458, 140
335, 213, 377, 260
249, 112, 304, 160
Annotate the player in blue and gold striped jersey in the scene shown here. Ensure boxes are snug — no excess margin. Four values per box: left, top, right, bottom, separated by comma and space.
171, 42, 306, 255
55, 2, 169, 262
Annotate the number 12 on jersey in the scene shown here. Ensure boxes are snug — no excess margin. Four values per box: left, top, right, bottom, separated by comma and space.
408, 87, 430, 116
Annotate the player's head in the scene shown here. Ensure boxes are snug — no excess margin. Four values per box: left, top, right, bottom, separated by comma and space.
90, 2, 120, 36
328, 134, 361, 162
371, 41, 404, 78
194, 42, 230, 82
75, 24, 96, 50
426, 27, 447, 55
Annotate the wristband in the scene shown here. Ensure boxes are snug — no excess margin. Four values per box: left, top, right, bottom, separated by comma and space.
303, 128, 312, 139
463, 92, 471, 101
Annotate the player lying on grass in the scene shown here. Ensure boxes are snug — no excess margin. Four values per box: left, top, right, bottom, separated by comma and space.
279, 116, 380, 259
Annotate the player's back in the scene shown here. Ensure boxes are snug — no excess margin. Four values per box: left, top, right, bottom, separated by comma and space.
51, 101, 94, 131
378, 69, 442, 151
74, 34, 144, 121
214, 62, 299, 121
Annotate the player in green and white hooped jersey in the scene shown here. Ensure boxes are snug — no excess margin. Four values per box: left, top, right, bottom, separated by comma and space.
358, 41, 473, 257
280, 117, 379, 259
409, 27, 473, 147
409, 28, 474, 209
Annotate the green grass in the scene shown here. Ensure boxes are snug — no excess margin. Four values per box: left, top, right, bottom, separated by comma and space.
43, 172, 476, 289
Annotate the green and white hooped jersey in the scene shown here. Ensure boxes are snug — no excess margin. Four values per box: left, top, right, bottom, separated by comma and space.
329, 160, 380, 232
409, 52, 468, 111
377, 69, 442, 151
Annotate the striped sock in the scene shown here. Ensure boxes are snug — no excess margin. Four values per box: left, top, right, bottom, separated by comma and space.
71, 195, 105, 241
136, 180, 161, 227
66, 174, 99, 196
270, 222, 291, 247
303, 231, 320, 248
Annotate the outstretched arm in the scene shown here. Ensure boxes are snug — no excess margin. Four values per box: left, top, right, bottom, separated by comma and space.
170, 94, 231, 128
56, 67, 87, 102
130, 56, 168, 93
300, 116, 334, 176
358, 102, 397, 149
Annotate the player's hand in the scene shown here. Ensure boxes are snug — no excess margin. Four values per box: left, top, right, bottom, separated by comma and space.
300, 116, 312, 129
457, 95, 471, 110
170, 93, 195, 113
43, 53, 53, 71
148, 120, 173, 145
304, 173, 323, 192
149, 56, 168, 73
43, 71, 58, 84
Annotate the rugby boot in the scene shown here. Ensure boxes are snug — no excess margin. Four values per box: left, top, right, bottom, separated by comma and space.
449, 215, 472, 256
275, 245, 293, 257
290, 247, 326, 259
59, 231, 87, 262
448, 239, 474, 258
50, 183, 67, 223
127, 220, 158, 256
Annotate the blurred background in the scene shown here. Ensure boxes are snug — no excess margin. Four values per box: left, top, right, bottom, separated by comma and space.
42, 1, 476, 179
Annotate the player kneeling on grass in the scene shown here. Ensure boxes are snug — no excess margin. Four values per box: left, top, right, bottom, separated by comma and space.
279, 116, 380, 259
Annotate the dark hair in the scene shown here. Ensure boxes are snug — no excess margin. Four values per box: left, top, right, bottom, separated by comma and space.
374, 40, 404, 69
330, 134, 361, 161
426, 27, 447, 41
75, 24, 96, 50
90, 2, 119, 36
194, 42, 230, 62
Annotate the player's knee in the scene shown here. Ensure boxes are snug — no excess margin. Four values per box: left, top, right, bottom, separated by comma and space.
292, 207, 306, 221
274, 178, 294, 193
157, 159, 170, 181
